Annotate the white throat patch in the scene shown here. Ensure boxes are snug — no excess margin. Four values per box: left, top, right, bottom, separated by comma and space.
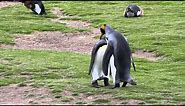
34, 4, 41, 14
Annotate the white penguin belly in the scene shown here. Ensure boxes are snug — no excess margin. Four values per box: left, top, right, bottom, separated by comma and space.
34, 4, 41, 14
127, 12, 134, 17
109, 55, 117, 84
95, 45, 107, 67
91, 45, 108, 81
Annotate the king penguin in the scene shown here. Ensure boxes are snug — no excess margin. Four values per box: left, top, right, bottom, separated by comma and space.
23, 0, 46, 15
124, 5, 144, 17
100, 24, 137, 88
89, 36, 110, 88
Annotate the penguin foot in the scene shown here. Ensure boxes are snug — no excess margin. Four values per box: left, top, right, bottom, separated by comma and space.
129, 79, 137, 85
104, 78, 110, 86
112, 83, 120, 89
122, 81, 128, 87
92, 80, 100, 88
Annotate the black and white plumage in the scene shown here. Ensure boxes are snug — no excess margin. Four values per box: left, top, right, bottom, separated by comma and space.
22, 0, 46, 15
124, 5, 143, 17
89, 37, 110, 88
100, 24, 136, 88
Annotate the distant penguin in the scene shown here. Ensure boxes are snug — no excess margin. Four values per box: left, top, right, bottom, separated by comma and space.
23, 0, 46, 15
100, 24, 136, 88
89, 37, 110, 88
124, 5, 143, 17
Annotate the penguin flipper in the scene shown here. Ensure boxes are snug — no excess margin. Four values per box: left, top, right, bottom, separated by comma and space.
88, 39, 107, 75
103, 41, 113, 76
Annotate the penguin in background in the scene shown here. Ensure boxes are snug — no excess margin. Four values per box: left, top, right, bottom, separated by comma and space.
124, 5, 144, 17
21, 0, 46, 15
100, 24, 137, 88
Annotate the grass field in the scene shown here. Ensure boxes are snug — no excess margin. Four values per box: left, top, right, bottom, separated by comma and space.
0, 1, 185, 105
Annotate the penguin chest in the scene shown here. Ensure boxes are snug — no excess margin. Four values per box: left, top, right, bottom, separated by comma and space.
137, 10, 141, 16
126, 12, 135, 17
93, 45, 107, 69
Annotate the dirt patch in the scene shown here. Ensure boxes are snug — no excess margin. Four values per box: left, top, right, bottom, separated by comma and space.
51, 7, 76, 19
1, 31, 99, 54
0, 84, 145, 105
133, 50, 162, 61
0, 1, 20, 9
56, 90, 145, 105
51, 7, 92, 29
1, 30, 161, 60
0, 84, 59, 105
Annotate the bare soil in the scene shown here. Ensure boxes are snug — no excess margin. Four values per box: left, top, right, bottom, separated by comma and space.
0, 84, 145, 105
0, 84, 59, 105
0, 1, 20, 9
52, 90, 145, 105
2, 30, 99, 54
133, 50, 162, 61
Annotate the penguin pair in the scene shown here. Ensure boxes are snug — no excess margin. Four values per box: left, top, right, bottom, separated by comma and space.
89, 24, 136, 88
21, 0, 46, 15
124, 5, 144, 17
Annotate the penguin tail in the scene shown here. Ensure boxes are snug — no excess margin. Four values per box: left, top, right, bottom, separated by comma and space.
131, 56, 136, 71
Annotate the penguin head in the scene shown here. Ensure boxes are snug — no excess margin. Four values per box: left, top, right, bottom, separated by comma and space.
100, 24, 106, 35
99, 24, 106, 39
24, 1, 35, 10
99, 24, 113, 39
127, 7, 134, 13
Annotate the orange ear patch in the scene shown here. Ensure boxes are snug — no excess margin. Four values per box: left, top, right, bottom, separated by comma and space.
100, 24, 106, 30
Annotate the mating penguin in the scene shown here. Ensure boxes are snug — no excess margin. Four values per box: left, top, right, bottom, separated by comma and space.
100, 24, 136, 88
89, 36, 110, 88
124, 5, 143, 17
22, 0, 46, 15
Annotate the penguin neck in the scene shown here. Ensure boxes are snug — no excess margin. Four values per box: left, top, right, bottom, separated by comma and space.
105, 26, 114, 34
105, 26, 114, 37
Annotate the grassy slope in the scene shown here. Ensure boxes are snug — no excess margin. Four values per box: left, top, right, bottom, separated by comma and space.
0, 1, 184, 105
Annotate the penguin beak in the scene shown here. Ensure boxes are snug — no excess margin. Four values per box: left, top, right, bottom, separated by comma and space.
28, 4, 33, 9
100, 34, 105, 39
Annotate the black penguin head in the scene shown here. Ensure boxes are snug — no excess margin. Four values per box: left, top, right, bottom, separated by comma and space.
24, 1, 35, 10
100, 24, 106, 35
127, 7, 133, 12
100, 24, 106, 39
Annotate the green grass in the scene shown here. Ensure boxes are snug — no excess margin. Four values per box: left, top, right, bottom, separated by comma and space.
0, 1, 185, 105
0, 4, 84, 44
